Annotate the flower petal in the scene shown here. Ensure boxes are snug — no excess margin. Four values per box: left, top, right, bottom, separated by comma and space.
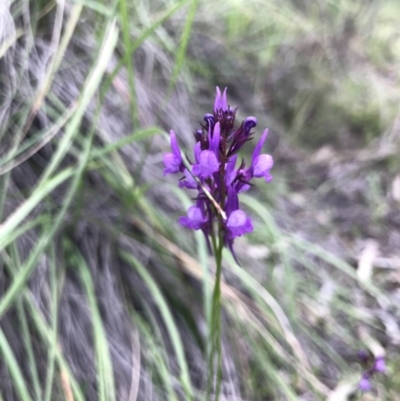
194, 141, 201, 164
374, 357, 386, 373
253, 154, 274, 178
179, 169, 197, 189
214, 87, 228, 111
170, 130, 181, 157
221, 87, 228, 111
244, 116, 257, 136
238, 183, 251, 193
225, 155, 238, 186
192, 150, 219, 179
358, 376, 371, 392
210, 122, 221, 158
251, 129, 268, 165
204, 113, 214, 128
163, 153, 181, 175
225, 185, 239, 217
226, 210, 253, 238
179, 206, 206, 230
214, 87, 222, 112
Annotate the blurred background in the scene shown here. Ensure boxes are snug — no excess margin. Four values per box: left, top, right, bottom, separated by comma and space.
0, 0, 399, 400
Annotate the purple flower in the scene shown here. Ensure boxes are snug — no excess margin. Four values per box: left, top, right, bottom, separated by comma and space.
358, 376, 371, 392
253, 154, 274, 181
244, 116, 257, 136
179, 206, 207, 230
224, 186, 253, 246
192, 151, 219, 179
204, 113, 214, 128
227, 210, 253, 238
358, 349, 370, 364
227, 117, 257, 157
163, 130, 183, 175
374, 356, 386, 373
192, 144, 220, 179
357, 353, 386, 391
232, 129, 273, 193
251, 129, 274, 182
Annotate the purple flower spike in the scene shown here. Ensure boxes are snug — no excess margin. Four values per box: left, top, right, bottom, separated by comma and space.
358, 375, 371, 392
227, 210, 253, 238
192, 150, 219, 179
165, 86, 273, 259
179, 206, 207, 230
163, 130, 183, 175
374, 356, 386, 373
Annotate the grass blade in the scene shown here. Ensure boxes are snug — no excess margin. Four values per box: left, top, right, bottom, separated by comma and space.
121, 251, 194, 401
0, 329, 33, 401
74, 245, 116, 401
169, 0, 199, 92
119, 0, 138, 125
37, 18, 118, 186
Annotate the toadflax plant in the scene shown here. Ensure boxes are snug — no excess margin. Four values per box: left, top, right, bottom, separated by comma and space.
163, 87, 273, 399
164, 87, 273, 256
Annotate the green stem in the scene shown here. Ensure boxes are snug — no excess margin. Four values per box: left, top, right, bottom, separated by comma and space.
208, 225, 224, 401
